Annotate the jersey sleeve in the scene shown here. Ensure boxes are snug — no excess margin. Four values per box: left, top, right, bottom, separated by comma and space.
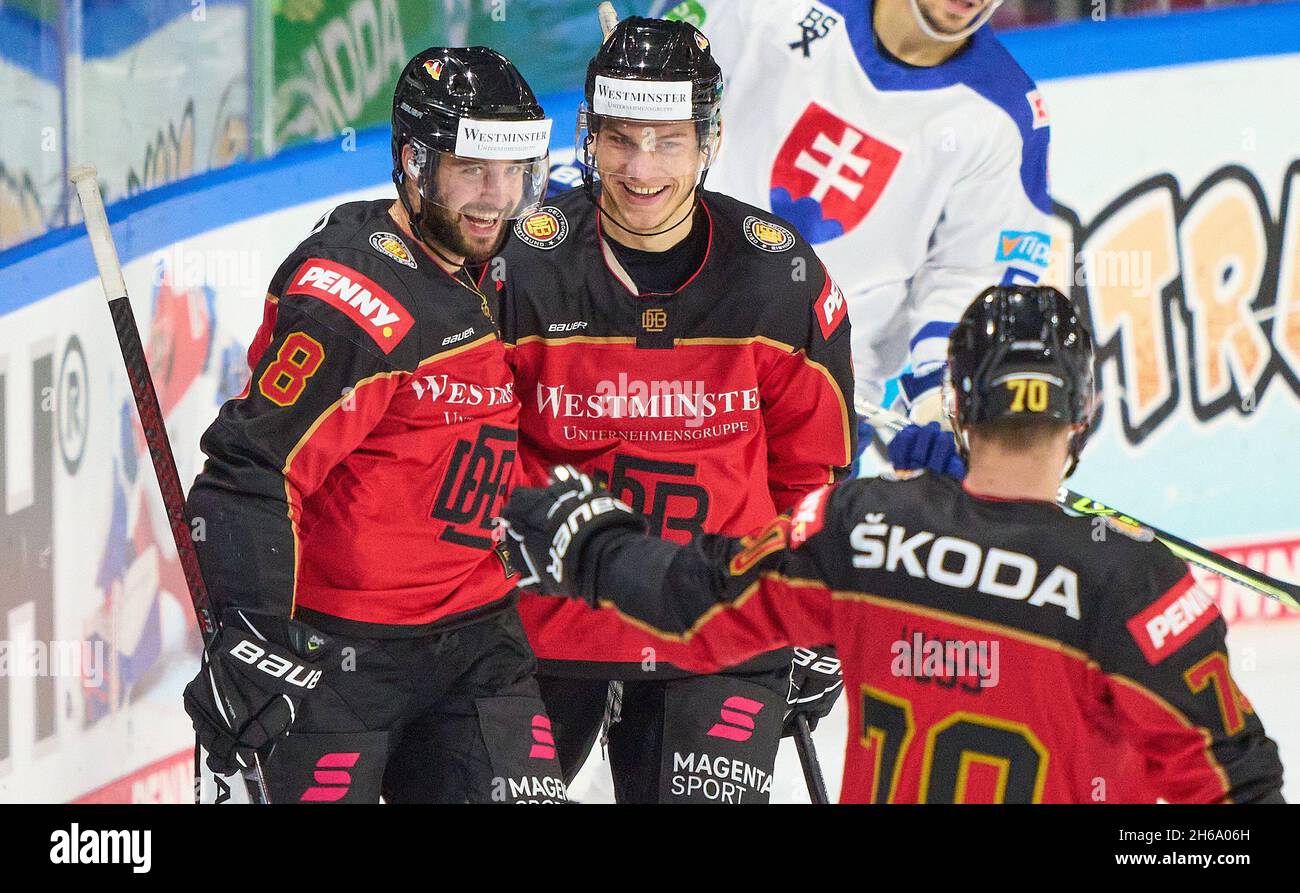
1087, 549, 1285, 804
902, 114, 1052, 417
759, 260, 856, 513
577, 483, 850, 674
185, 252, 413, 617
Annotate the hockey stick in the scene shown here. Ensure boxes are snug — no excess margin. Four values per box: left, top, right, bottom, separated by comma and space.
597, 1, 619, 39
855, 397, 1300, 610
69, 164, 272, 804
793, 715, 830, 804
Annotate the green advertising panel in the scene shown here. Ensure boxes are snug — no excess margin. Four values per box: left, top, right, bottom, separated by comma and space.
268, 0, 659, 152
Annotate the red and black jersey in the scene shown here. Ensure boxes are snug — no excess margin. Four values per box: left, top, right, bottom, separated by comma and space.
186, 200, 519, 634
577, 473, 1284, 803
498, 188, 855, 675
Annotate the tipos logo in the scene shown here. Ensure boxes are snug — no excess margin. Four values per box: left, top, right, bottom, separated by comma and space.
514, 207, 568, 249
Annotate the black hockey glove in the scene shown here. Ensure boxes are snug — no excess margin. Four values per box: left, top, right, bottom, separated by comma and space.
783, 645, 844, 737
500, 464, 646, 602
183, 608, 333, 776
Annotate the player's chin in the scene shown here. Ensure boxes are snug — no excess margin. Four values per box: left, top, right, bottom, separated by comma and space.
935, 0, 985, 28
458, 217, 508, 260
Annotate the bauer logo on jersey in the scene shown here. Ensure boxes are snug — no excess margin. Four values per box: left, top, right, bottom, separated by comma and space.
814, 272, 847, 340
286, 258, 414, 353
1126, 574, 1221, 665
771, 102, 902, 244
514, 207, 569, 250
369, 231, 417, 269
743, 215, 795, 253
1026, 89, 1050, 129
996, 230, 1052, 268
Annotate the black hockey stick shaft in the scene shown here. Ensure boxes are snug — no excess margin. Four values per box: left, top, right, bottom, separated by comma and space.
69, 164, 271, 804
855, 398, 1300, 610
793, 715, 830, 804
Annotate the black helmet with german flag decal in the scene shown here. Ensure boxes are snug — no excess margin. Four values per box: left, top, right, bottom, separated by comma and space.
391, 46, 552, 263
946, 285, 1097, 476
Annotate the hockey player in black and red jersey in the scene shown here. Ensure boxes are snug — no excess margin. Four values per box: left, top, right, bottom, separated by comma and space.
502, 285, 1285, 803
495, 17, 855, 802
180, 47, 568, 803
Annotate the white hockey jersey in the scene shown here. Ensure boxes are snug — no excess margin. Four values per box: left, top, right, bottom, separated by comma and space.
666, 0, 1053, 407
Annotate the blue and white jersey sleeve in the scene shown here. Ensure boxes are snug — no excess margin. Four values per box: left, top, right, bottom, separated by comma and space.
902, 103, 1053, 410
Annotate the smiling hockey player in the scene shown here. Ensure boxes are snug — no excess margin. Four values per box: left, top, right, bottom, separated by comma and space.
496, 17, 855, 803
181, 47, 567, 803
503, 285, 1285, 804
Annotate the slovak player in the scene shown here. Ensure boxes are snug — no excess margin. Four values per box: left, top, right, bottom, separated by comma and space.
663, 0, 1053, 428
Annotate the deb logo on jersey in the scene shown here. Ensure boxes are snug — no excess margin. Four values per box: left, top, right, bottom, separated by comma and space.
770, 102, 902, 244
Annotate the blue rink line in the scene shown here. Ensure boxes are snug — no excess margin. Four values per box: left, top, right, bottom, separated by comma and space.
1001, 0, 1300, 81
3, 4, 1300, 309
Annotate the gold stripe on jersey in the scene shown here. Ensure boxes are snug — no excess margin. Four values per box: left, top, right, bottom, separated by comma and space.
678, 335, 853, 467
829, 590, 1094, 665
416, 332, 501, 367
592, 570, 832, 644
512, 334, 639, 347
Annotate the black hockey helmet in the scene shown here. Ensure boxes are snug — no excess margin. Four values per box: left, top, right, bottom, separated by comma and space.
390, 47, 551, 254
577, 17, 724, 233
946, 285, 1096, 474
583, 16, 723, 132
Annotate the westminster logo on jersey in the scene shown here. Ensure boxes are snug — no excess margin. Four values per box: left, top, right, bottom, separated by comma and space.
770, 103, 902, 245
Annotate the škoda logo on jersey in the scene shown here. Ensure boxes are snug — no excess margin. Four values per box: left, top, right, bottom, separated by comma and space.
514, 207, 568, 249
369, 231, 417, 268
286, 258, 414, 353
851, 517, 1082, 619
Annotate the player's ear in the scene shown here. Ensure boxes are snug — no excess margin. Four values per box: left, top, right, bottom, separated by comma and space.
402, 143, 420, 180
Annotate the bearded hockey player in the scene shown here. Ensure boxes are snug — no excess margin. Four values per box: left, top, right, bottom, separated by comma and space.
496, 17, 856, 803
661, 0, 1052, 432
181, 47, 568, 803
503, 285, 1285, 804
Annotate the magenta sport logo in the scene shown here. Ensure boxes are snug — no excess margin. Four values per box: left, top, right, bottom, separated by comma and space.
706, 696, 766, 742
299, 752, 361, 802
529, 714, 556, 760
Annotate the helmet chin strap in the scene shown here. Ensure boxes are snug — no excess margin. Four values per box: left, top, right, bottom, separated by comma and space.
907, 0, 1003, 44
595, 185, 699, 240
